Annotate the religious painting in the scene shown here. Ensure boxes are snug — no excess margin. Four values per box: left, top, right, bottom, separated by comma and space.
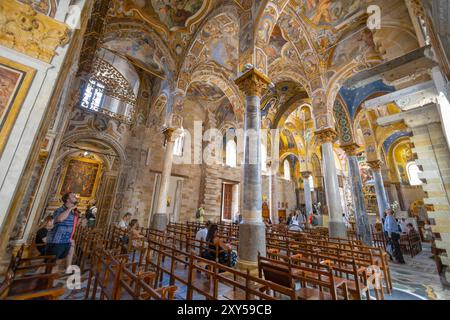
330, 29, 377, 68
127, 0, 206, 31
17, 0, 58, 17
266, 25, 287, 65
59, 157, 102, 199
301, 0, 364, 27
0, 57, 36, 156
186, 82, 224, 101
102, 33, 166, 76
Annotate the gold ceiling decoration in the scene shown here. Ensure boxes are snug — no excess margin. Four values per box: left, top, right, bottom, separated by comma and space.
0, 0, 69, 63
91, 57, 137, 106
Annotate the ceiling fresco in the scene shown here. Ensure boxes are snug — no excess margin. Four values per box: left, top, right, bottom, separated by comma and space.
186, 82, 225, 101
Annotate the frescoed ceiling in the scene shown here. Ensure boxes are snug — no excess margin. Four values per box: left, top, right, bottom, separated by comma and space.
186, 82, 225, 102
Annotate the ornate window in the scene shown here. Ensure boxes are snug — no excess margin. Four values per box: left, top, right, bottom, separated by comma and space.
407, 162, 422, 186
81, 79, 105, 111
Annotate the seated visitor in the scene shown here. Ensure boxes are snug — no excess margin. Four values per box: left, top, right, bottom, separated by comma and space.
195, 220, 211, 254
35, 216, 54, 255
288, 219, 303, 232
118, 212, 132, 229
406, 223, 416, 235
78, 213, 88, 228
201, 224, 237, 267
128, 219, 145, 248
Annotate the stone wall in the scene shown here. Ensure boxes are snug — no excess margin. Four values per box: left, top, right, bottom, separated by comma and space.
411, 120, 450, 281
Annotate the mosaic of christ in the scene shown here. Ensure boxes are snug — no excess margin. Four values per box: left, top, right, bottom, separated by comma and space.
60, 159, 100, 198
130, 0, 204, 30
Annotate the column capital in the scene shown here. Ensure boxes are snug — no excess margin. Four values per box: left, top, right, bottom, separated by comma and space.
341, 143, 360, 156
300, 171, 312, 179
367, 160, 383, 171
162, 127, 176, 142
234, 67, 271, 97
315, 128, 337, 144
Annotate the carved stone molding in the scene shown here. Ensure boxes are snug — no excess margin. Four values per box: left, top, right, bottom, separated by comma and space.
0, 0, 69, 63
315, 128, 337, 144
341, 143, 360, 157
234, 67, 271, 97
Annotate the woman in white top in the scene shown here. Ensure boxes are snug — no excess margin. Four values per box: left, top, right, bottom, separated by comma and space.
118, 212, 132, 229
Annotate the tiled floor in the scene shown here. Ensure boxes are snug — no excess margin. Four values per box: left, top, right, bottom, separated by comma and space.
14, 243, 448, 300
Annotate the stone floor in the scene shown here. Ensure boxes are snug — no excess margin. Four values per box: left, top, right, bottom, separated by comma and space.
8, 243, 450, 300
386, 243, 450, 300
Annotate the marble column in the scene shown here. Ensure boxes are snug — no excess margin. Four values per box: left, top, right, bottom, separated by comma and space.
234, 68, 270, 270
295, 187, 301, 209
151, 127, 177, 231
268, 161, 279, 224
301, 171, 313, 223
368, 160, 390, 220
316, 129, 347, 238
342, 144, 372, 245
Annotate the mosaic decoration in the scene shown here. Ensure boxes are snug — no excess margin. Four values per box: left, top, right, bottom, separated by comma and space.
186, 82, 225, 101
333, 98, 353, 144
339, 80, 395, 119
383, 131, 413, 153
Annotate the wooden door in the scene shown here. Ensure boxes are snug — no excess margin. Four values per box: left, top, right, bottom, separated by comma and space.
222, 184, 233, 221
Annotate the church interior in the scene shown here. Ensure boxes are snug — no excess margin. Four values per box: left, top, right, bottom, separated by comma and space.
1, 0, 450, 301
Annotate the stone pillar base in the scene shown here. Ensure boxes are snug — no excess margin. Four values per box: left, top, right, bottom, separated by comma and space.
150, 213, 168, 231
328, 221, 347, 238
236, 259, 259, 276
238, 221, 266, 265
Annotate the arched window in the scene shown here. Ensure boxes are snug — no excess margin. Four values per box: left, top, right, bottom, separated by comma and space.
284, 160, 291, 180
173, 133, 185, 156
81, 79, 105, 111
226, 140, 237, 168
407, 161, 422, 185
309, 175, 314, 191
261, 143, 267, 173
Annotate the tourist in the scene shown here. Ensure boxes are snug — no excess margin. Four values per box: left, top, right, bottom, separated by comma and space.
45, 192, 79, 271
288, 219, 303, 232
128, 219, 145, 248
287, 213, 293, 225
35, 216, 54, 256
424, 220, 434, 241
196, 206, 205, 223
78, 213, 88, 227
399, 217, 408, 234
118, 212, 132, 229
342, 213, 350, 228
383, 208, 405, 264
195, 220, 211, 255
202, 224, 237, 267
85, 201, 97, 227
406, 223, 416, 235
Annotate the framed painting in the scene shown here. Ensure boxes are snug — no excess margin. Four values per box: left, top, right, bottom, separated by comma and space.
58, 157, 102, 200
0, 57, 36, 156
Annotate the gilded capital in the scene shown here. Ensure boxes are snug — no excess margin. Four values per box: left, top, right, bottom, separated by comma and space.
0, 0, 70, 63
315, 128, 337, 144
367, 160, 383, 171
341, 143, 360, 156
162, 127, 176, 143
234, 67, 270, 97
300, 171, 312, 179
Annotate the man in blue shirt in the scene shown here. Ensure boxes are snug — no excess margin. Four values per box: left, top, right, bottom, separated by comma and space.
45, 192, 79, 270
383, 208, 405, 264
